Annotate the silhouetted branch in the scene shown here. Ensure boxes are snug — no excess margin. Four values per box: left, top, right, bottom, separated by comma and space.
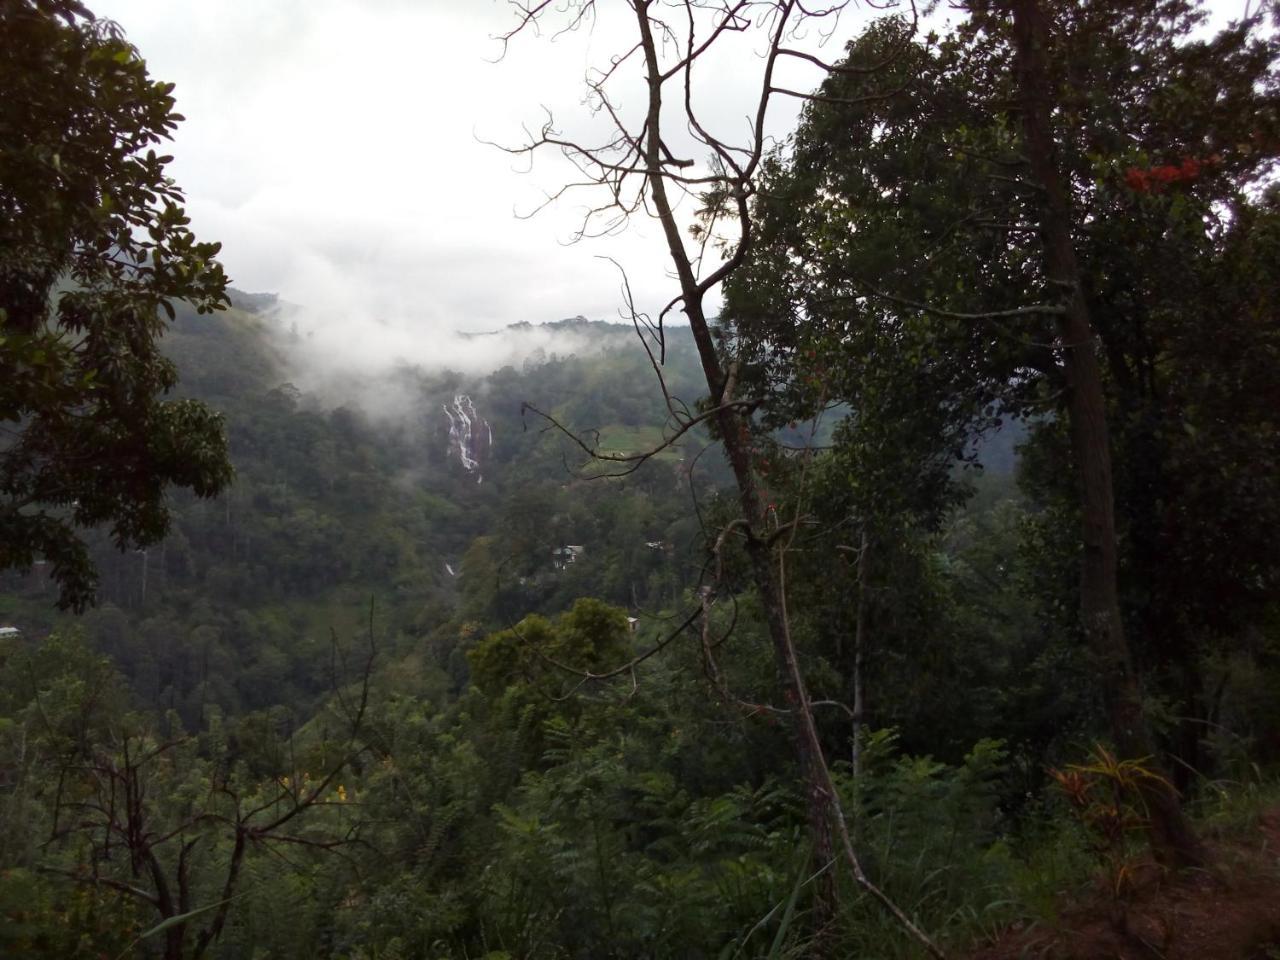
519, 394, 762, 479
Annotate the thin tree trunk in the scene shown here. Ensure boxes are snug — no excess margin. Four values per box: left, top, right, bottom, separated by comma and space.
851, 528, 869, 783
631, 7, 944, 954
1008, 0, 1203, 868
631, 11, 837, 932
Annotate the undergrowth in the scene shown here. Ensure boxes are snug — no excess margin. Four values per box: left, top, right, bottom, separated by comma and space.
782, 734, 1280, 959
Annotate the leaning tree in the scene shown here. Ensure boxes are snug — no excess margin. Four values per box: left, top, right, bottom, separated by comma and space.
495, 1, 944, 953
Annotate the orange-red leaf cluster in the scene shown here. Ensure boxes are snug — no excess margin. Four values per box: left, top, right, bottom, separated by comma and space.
1123, 155, 1218, 193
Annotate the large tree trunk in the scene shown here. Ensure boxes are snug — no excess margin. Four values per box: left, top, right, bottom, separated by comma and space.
1008, 0, 1203, 868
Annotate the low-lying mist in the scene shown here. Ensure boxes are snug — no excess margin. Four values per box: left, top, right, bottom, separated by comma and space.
261, 298, 645, 423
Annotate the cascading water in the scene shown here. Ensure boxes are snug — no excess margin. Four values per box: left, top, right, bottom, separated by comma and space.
444, 394, 491, 482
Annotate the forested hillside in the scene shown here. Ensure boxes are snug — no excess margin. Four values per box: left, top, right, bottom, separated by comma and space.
5, 290, 1272, 958
2, 298, 722, 719
2, 1, 1279, 958
2, 293, 1063, 958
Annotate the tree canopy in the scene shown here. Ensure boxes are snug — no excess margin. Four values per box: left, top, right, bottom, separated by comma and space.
0, 0, 233, 610
722, 0, 1280, 864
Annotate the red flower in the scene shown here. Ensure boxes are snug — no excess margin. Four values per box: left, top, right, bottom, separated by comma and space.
1124, 155, 1209, 194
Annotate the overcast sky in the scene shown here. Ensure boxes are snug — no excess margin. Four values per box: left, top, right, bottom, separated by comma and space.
89, 0, 895, 345
80, 2, 768, 330
91, 0, 1243, 366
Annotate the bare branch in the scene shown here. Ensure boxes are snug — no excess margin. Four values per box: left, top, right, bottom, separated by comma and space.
497, 3, 948, 951
816, 285, 1068, 322
38, 866, 160, 907
519, 393, 761, 480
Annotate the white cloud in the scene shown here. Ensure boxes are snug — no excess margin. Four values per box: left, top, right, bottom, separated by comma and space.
97, 0, 1241, 361
91, 0, 883, 357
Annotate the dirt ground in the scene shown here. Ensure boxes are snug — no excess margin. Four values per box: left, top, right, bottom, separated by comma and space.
966, 810, 1280, 960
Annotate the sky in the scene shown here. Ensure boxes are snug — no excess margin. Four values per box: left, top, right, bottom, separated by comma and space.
90, 0, 893, 347
91, 0, 1245, 370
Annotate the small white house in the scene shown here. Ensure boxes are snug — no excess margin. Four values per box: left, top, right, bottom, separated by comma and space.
0, 626, 21, 639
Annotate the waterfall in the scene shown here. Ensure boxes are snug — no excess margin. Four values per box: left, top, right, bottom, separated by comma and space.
444, 394, 490, 481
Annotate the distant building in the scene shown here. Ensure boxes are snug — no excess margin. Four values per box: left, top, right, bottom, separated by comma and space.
0, 626, 21, 639
551, 545, 585, 570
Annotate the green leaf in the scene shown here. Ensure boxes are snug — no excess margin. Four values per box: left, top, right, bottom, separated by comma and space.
116, 890, 252, 960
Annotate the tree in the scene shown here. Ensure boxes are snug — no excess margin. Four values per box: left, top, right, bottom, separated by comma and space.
722, 0, 1279, 866
1004, 0, 1200, 864
1, 0, 233, 611
499, 2, 944, 954
1, 630, 374, 960
1008, 5, 1280, 786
